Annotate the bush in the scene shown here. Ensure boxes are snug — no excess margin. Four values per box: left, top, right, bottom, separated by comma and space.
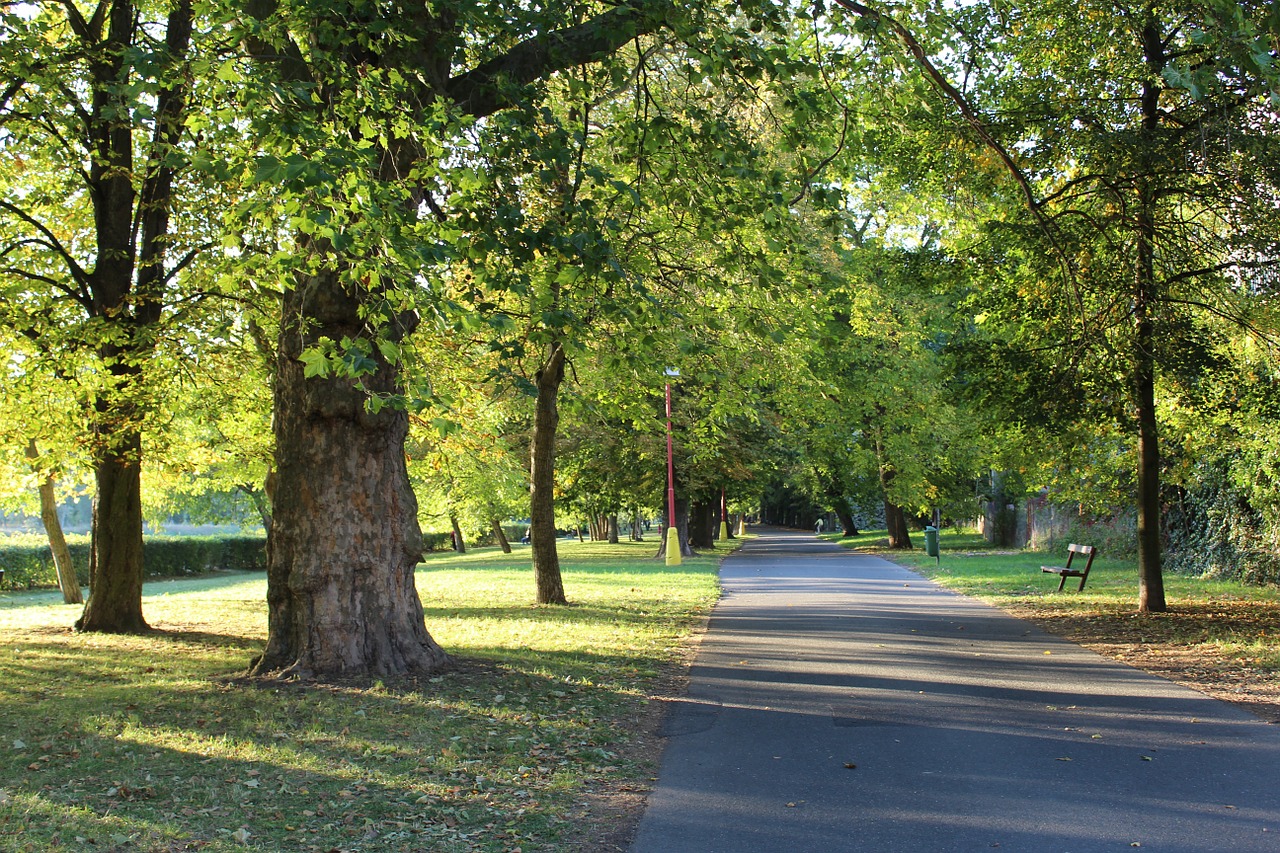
0, 535, 266, 591
1166, 460, 1280, 585
422, 532, 453, 553
1045, 513, 1138, 559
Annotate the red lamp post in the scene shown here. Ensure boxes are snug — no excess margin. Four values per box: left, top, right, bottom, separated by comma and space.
664, 368, 680, 566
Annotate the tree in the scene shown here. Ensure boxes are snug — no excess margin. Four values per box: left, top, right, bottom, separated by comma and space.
237, 0, 784, 675
838, 0, 1280, 609
0, 0, 219, 630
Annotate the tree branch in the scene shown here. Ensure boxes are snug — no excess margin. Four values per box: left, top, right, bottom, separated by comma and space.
446, 0, 675, 119
0, 199, 91, 288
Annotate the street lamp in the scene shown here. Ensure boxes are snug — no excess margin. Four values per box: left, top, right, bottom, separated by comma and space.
664, 367, 681, 567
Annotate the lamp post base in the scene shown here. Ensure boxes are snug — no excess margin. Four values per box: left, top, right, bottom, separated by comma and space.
665, 526, 682, 567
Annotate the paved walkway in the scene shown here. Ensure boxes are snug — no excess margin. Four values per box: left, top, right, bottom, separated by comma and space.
630, 528, 1280, 852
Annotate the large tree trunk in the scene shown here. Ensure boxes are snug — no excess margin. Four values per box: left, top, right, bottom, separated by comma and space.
876, 438, 912, 550
834, 501, 859, 537
27, 441, 83, 605
251, 270, 449, 679
529, 344, 568, 604
76, 436, 148, 632
884, 501, 912, 550
491, 519, 512, 554
607, 514, 619, 544
689, 499, 715, 549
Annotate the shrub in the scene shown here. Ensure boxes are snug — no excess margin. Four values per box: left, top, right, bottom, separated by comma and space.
0, 535, 266, 590
1166, 460, 1280, 585
1045, 513, 1139, 559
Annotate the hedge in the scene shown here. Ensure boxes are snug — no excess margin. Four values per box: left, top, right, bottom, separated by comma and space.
0, 535, 267, 591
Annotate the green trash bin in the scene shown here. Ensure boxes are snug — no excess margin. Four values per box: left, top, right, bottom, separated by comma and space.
923, 526, 939, 560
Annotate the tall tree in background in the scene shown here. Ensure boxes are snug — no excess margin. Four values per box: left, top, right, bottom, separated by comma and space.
840, 0, 1280, 610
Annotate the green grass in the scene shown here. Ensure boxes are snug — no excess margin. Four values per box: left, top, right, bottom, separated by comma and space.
833, 527, 1280, 674
0, 538, 727, 852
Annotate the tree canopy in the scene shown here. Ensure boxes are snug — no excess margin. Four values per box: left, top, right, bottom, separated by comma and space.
2, 0, 1278, 674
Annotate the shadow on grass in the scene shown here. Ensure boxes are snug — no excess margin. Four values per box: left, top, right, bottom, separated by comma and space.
2, 637, 663, 851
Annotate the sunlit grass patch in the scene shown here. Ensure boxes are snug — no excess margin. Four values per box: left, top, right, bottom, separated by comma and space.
0, 537, 728, 851
855, 526, 1280, 713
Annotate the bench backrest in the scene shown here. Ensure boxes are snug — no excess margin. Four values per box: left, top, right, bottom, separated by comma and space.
1066, 543, 1097, 571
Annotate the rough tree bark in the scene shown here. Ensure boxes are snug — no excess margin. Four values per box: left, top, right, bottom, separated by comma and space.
77, 432, 148, 631
250, 269, 448, 678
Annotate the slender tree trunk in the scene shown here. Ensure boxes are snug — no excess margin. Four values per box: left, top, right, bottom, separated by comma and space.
26, 441, 83, 605
491, 519, 512, 554
251, 269, 449, 678
607, 514, 619, 544
1134, 18, 1167, 613
238, 483, 273, 536
450, 515, 466, 554
76, 434, 148, 632
834, 504, 859, 537
529, 344, 568, 604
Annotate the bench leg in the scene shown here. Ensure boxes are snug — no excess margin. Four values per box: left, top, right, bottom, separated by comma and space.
1057, 574, 1068, 592
1077, 575, 1087, 592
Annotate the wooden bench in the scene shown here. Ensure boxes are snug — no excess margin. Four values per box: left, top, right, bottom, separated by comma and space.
1041, 543, 1097, 591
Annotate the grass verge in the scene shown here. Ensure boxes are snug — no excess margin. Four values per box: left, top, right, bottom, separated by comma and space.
0, 537, 728, 852
833, 528, 1280, 722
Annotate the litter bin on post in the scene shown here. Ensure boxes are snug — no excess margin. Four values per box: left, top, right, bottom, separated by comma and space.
923, 526, 939, 565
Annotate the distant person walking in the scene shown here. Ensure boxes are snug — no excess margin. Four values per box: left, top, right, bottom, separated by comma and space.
815, 518, 824, 534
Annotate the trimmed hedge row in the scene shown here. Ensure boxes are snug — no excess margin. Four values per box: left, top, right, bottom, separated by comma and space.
0, 535, 267, 590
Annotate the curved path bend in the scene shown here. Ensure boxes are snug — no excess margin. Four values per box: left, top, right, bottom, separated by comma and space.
630, 528, 1280, 853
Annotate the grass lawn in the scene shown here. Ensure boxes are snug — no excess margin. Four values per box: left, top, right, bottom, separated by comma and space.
0, 538, 727, 852
833, 527, 1280, 721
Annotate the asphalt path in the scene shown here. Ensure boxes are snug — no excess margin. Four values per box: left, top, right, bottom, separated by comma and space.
629, 527, 1280, 853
